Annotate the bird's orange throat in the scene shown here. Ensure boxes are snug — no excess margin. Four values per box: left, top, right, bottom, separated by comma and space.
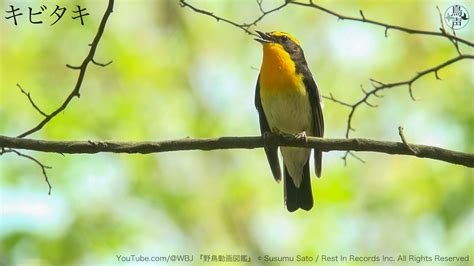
259, 43, 302, 94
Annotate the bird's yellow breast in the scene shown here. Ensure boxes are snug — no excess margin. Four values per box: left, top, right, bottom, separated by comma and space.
258, 43, 311, 135
259, 43, 305, 95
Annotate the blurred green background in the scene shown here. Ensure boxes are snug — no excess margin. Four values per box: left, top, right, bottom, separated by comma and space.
1, 0, 473, 265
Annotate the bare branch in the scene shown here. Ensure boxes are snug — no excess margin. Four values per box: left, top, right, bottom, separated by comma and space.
346, 108, 357, 138
91, 59, 113, 67
179, 0, 474, 47
369, 78, 385, 88
450, 29, 462, 56
408, 84, 417, 101
256, 0, 265, 13
341, 151, 349, 166
1, 134, 473, 167
289, 1, 474, 47
398, 126, 417, 155
341, 151, 366, 166
350, 151, 366, 163
436, 6, 462, 56
179, 0, 289, 37
322, 93, 352, 107
179, 0, 254, 36
241, 0, 290, 28
363, 100, 378, 108
17, 84, 47, 117
16, 0, 115, 138
1, 148, 52, 195
65, 64, 81, 70
328, 54, 474, 138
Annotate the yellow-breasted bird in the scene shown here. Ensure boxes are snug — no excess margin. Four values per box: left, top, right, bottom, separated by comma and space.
254, 31, 324, 212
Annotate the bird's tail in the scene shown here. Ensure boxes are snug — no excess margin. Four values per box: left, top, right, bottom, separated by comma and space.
284, 161, 313, 212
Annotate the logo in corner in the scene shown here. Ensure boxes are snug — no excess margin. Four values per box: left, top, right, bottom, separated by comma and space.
444, 5, 469, 30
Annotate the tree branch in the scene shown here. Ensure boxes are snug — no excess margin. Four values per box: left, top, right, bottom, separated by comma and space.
324, 54, 474, 138
179, 0, 289, 37
180, 0, 473, 47
16, 84, 47, 117
16, 0, 115, 138
290, 0, 474, 47
1, 134, 472, 168
398, 126, 418, 155
1, 148, 52, 195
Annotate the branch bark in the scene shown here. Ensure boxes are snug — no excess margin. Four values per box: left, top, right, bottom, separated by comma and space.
1, 135, 473, 167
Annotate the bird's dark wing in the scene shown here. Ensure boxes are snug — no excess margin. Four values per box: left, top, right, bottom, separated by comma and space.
255, 76, 281, 181
302, 69, 324, 177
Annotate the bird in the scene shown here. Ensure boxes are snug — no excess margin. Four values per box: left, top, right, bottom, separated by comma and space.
254, 31, 324, 212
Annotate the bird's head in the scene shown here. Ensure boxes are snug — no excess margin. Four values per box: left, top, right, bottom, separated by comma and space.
255, 31, 303, 59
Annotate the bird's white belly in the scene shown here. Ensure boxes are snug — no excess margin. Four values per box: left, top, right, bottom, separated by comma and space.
261, 90, 313, 187
262, 92, 312, 134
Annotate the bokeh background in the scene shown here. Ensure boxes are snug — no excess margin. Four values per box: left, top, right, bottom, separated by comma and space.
1, 0, 473, 265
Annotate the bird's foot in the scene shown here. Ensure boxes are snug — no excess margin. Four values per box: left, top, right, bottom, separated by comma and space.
294, 131, 308, 143
88, 140, 108, 147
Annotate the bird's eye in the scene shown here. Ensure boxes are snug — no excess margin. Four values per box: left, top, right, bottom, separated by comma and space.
280, 35, 288, 42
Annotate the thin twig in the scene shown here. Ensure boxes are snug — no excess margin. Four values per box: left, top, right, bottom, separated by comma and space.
328, 54, 474, 138
16, 0, 115, 138
179, 0, 255, 36
241, 0, 290, 28
349, 151, 366, 163
1, 148, 52, 195
436, 6, 462, 56
65, 64, 81, 70
322, 93, 352, 108
92, 59, 113, 67
290, 1, 474, 47
341, 151, 366, 166
16, 84, 48, 117
398, 126, 417, 155
179, 0, 289, 37
256, 0, 265, 13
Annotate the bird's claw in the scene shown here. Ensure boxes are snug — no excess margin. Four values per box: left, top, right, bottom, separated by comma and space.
295, 131, 307, 143
88, 140, 108, 147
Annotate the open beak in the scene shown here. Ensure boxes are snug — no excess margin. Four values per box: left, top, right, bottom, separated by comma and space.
255, 30, 273, 44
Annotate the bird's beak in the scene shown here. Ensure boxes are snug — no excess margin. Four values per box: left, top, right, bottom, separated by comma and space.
255, 30, 273, 44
